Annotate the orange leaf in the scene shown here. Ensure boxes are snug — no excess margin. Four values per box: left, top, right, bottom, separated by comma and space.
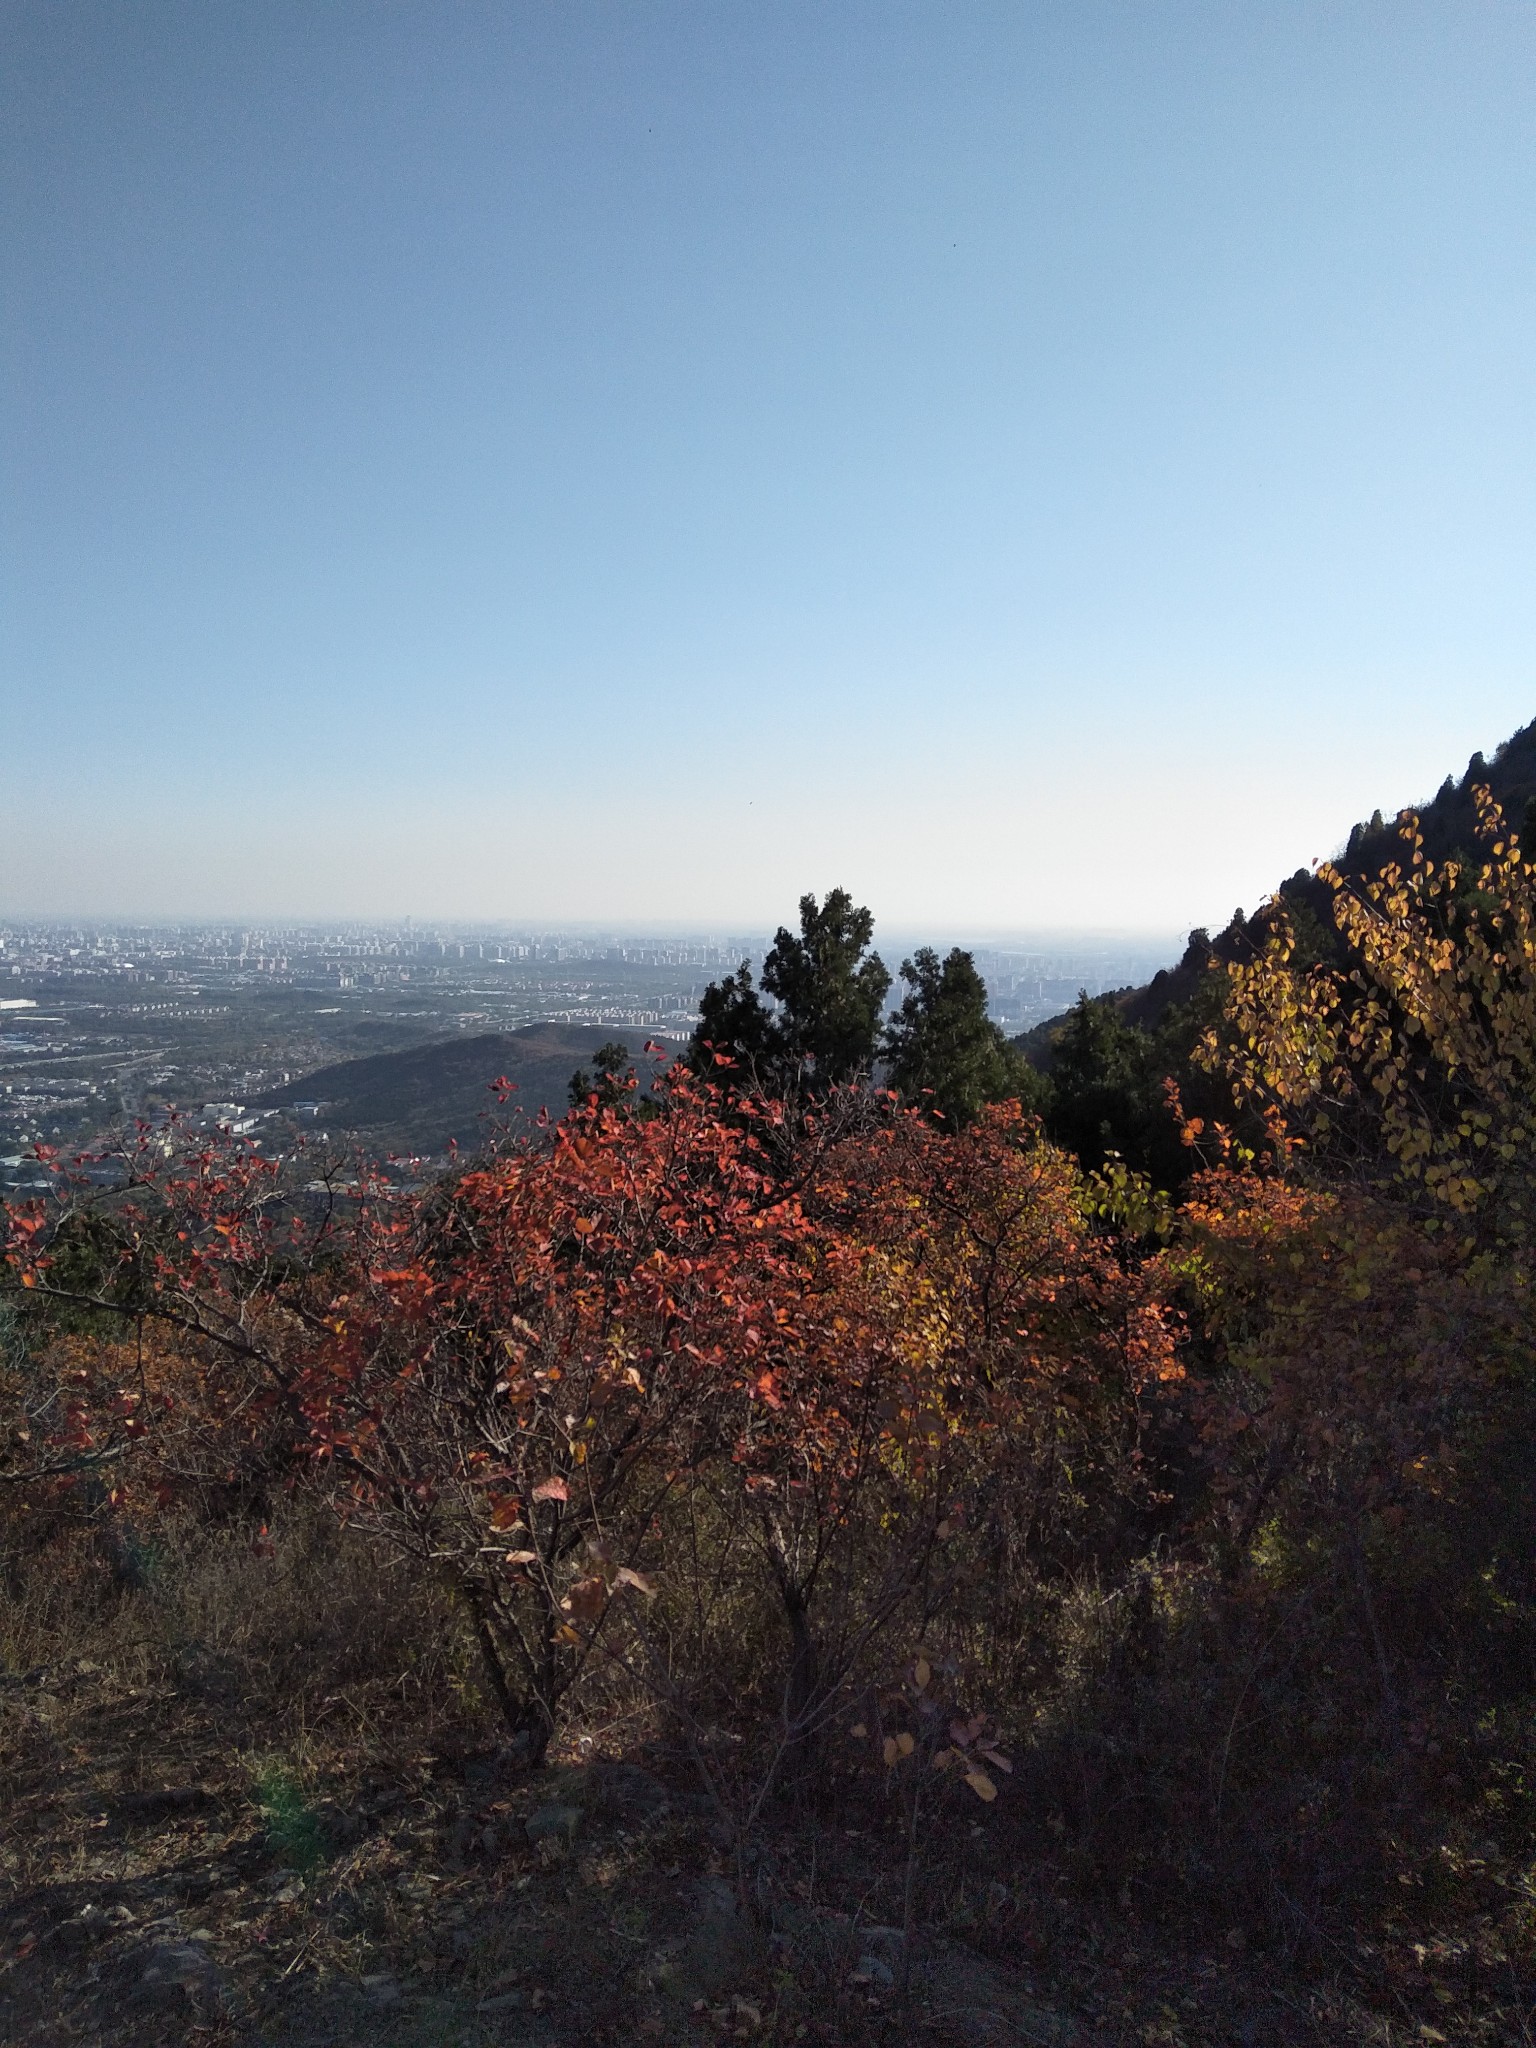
561, 1574, 608, 1622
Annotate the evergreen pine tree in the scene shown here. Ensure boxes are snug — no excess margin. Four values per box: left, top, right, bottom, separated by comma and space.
883, 946, 1042, 1125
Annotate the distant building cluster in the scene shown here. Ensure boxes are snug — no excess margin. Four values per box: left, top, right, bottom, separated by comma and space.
0, 918, 1177, 1166
0, 921, 767, 995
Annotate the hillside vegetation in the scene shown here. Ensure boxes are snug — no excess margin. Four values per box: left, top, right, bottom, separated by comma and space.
254, 1024, 675, 1154
1020, 714, 1536, 1194
5, 761, 1536, 2046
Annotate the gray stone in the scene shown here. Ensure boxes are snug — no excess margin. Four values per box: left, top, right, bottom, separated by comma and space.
524, 1802, 582, 1847
535, 1762, 590, 1805
587, 1761, 671, 1820
141, 1942, 218, 1989
476, 1988, 527, 2013
135, 1940, 223, 2012
695, 1874, 736, 1917
655, 1880, 758, 2003
55, 1903, 110, 1952
916, 1939, 1081, 2047
656, 1916, 756, 2002
771, 1901, 856, 1973
860, 1925, 907, 1966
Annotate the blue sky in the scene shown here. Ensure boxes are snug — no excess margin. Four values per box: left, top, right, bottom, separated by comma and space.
5, 1, 1534, 932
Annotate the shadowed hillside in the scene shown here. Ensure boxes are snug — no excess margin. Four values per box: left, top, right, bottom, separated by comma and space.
254, 1024, 676, 1153
1009, 715, 1536, 1190
1147, 715, 1536, 1025
1016, 714, 1536, 1060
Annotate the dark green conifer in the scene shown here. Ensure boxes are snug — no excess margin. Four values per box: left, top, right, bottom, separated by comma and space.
688, 888, 889, 1090
883, 946, 1043, 1126
760, 889, 889, 1084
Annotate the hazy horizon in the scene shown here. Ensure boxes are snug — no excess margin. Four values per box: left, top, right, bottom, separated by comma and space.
0, 911, 1187, 960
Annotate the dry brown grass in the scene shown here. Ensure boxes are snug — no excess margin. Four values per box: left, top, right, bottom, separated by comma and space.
4, 1500, 1534, 2046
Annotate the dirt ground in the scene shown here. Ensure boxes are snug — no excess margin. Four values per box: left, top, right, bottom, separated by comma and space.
4, 1643, 1531, 2048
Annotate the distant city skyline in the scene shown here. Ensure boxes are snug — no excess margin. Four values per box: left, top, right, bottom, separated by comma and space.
6, 3, 1534, 929
0, 916, 1181, 996
0, 913, 1185, 950
0, 912, 1176, 1162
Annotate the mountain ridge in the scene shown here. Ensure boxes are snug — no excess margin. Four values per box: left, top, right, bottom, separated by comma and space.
1019, 714, 1536, 1056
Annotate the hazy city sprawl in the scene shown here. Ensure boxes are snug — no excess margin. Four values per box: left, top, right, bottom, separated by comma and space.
0, 921, 1176, 1177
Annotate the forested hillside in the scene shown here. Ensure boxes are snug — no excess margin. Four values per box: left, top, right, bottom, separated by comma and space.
1019, 715, 1536, 1191
5, 769, 1536, 2045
